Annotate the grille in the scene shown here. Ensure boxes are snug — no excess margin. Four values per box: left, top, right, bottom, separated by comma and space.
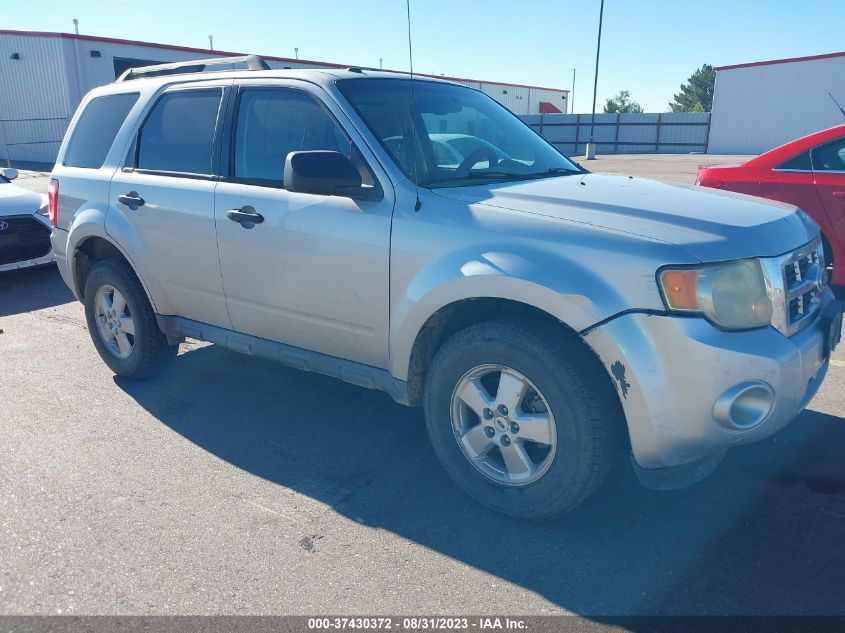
0, 215, 51, 266
781, 240, 825, 334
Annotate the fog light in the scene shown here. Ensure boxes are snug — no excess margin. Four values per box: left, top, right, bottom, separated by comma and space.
712, 381, 774, 430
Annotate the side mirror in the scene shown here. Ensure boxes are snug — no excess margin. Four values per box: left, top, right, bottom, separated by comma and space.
284, 151, 364, 198
1, 167, 18, 181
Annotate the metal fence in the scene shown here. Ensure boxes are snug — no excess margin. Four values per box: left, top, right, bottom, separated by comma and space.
0, 111, 713, 168
520, 112, 711, 156
0, 117, 70, 167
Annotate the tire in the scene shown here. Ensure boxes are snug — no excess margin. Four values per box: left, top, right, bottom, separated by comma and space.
83, 258, 176, 379
423, 319, 624, 520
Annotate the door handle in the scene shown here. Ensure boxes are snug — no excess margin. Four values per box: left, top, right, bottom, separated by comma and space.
117, 192, 145, 210
832, 191, 845, 198
226, 205, 264, 227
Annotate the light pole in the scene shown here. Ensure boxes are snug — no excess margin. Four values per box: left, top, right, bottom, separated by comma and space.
72, 19, 79, 35
571, 68, 576, 114
208, 35, 214, 51
294, 47, 299, 60
585, 0, 604, 160
379, 57, 383, 69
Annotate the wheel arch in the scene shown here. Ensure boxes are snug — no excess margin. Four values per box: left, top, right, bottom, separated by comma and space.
400, 296, 616, 409
70, 232, 157, 312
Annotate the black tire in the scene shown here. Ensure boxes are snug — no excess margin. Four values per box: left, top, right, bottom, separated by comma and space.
83, 258, 176, 379
423, 319, 625, 520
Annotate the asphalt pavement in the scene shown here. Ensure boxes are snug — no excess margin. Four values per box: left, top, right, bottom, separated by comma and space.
1, 160, 844, 617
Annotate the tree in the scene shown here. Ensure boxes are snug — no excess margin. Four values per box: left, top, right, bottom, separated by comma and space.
603, 90, 644, 114
669, 64, 716, 112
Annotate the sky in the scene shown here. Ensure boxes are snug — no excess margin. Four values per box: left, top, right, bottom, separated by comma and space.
5, 0, 844, 112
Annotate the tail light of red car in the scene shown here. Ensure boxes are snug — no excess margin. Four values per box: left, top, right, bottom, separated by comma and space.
47, 178, 59, 227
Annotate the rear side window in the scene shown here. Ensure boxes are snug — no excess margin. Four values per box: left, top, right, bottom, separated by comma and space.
136, 89, 223, 175
776, 150, 812, 171
63, 93, 138, 168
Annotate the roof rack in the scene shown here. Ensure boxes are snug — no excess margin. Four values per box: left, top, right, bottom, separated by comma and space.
116, 54, 270, 82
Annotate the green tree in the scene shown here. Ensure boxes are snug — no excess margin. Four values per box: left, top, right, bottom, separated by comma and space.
669, 64, 716, 112
603, 90, 644, 113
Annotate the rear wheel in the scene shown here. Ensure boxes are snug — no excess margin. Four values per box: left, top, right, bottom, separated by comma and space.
83, 259, 176, 379
424, 319, 624, 519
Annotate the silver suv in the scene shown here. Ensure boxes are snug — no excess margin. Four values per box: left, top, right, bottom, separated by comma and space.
50, 56, 842, 519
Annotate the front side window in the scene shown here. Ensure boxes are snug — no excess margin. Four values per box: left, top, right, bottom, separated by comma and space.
337, 78, 579, 188
136, 89, 223, 175
233, 89, 351, 184
811, 137, 845, 172
64, 93, 139, 168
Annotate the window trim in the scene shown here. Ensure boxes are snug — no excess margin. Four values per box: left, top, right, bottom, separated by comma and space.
124, 85, 228, 180
221, 84, 380, 195
62, 92, 140, 169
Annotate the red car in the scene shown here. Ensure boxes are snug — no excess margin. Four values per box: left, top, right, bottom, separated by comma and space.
696, 124, 845, 285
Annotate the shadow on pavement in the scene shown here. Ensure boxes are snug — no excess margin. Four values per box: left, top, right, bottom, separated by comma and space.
116, 344, 845, 617
0, 265, 74, 317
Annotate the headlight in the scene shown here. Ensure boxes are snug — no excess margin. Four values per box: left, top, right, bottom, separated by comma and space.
658, 259, 773, 330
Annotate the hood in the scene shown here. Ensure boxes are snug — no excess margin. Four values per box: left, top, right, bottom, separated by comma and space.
433, 173, 817, 262
0, 182, 43, 217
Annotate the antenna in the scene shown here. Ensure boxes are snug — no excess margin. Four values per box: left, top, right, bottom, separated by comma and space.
406, 0, 422, 212
830, 92, 845, 118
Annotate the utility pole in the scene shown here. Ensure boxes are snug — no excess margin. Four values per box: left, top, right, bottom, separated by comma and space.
571, 68, 576, 114
208, 35, 214, 51
585, 0, 604, 160
72, 19, 79, 35
294, 47, 299, 60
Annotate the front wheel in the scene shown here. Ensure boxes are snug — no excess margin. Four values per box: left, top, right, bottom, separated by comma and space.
424, 319, 624, 520
83, 259, 176, 379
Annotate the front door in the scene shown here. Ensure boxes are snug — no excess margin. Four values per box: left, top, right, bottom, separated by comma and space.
811, 136, 845, 266
108, 85, 231, 327
214, 84, 393, 368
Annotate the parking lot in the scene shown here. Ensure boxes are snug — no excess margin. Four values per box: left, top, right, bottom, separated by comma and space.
2, 155, 844, 617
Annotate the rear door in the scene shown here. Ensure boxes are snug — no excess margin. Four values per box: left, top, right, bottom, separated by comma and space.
810, 136, 845, 254
107, 83, 232, 328
213, 81, 394, 367
770, 150, 820, 210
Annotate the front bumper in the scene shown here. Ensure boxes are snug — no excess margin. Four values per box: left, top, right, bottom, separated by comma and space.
0, 252, 55, 273
584, 288, 838, 469
0, 213, 55, 273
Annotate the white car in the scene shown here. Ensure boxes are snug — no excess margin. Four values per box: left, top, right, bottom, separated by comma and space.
0, 167, 54, 272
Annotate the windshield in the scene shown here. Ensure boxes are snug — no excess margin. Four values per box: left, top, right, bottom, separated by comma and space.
337, 78, 580, 188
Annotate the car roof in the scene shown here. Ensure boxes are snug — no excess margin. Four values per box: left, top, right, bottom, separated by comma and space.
89, 67, 462, 98
748, 123, 845, 167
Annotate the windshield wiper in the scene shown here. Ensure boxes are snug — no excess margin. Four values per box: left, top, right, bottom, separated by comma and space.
426, 167, 580, 187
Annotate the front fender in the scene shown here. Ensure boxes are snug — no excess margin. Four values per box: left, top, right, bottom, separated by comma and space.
389, 246, 627, 380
